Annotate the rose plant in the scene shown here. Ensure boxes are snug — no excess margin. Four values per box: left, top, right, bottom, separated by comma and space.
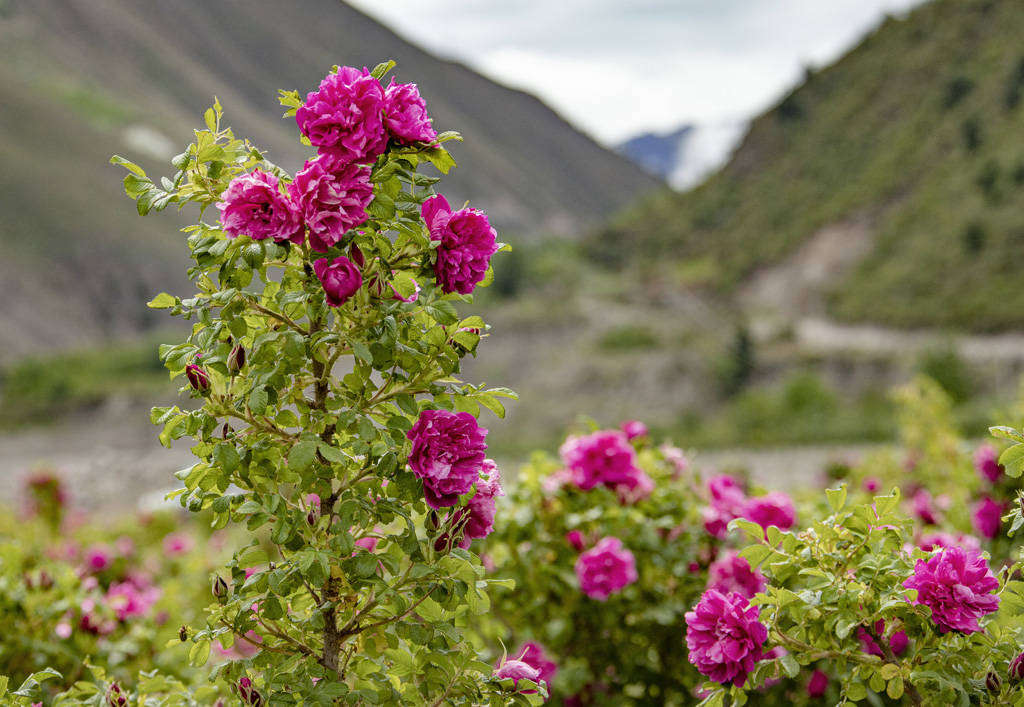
3, 61, 544, 705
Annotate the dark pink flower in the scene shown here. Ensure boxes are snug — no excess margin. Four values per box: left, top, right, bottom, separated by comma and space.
185, 364, 210, 392
313, 255, 363, 307
163, 532, 193, 556
685, 590, 768, 687
972, 497, 1005, 540
856, 619, 908, 657
84, 545, 112, 572
903, 546, 999, 633
105, 578, 161, 620
566, 530, 586, 552
707, 551, 766, 599
407, 409, 487, 508
288, 156, 373, 252
354, 536, 379, 553
217, 170, 303, 243
742, 492, 795, 532
620, 419, 648, 440
703, 474, 748, 537
911, 489, 940, 525
517, 642, 558, 687
975, 443, 1003, 483
384, 80, 438, 145
459, 459, 504, 546
559, 430, 648, 495
494, 658, 541, 689
295, 66, 387, 162
575, 536, 637, 600
807, 669, 828, 697
863, 477, 881, 493
422, 194, 498, 295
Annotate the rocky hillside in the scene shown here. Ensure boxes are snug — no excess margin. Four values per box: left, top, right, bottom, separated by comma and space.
599, 0, 1024, 331
0, 0, 655, 359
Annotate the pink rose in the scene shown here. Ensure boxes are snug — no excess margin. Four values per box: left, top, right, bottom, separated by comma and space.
974, 443, 1003, 483
163, 532, 193, 556
459, 460, 504, 545
742, 492, 795, 533
903, 546, 999, 633
406, 409, 488, 508
685, 590, 767, 687
707, 551, 766, 599
807, 669, 828, 697
559, 430, 651, 498
575, 536, 638, 600
384, 80, 438, 145
516, 642, 557, 687
217, 170, 302, 244
313, 256, 363, 307
620, 419, 648, 440
421, 194, 498, 295
295, 66, 387, 162
494, 658, 541, 689
289, 156, 373, 252
972, 497, 1005, 540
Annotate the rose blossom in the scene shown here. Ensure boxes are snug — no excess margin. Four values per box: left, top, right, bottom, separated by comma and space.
685, 590, 768, 687
406, 409, 487, 508
295, 66, 387, 162
383, 80, 438, 144
902, 546, 999, 633
217, 170, 302, 244
459, 459, 504, 546
972, 497, 1004, 540
421, 194, 498, 295
975, 443, 1003, 483
857, 619, 908, 657
494, 658, 541, 688
288, 156, 373, 252
660, 443, 689, 478
559, 430, 651, 496
620, 419, 648, 440
163, 533, 193, 556
517, 642, 558, 687
742, 491, 795, 533
84, 545, 112, 572
911, 489, 941, 525
354, 536, 379, 553
702, 474, 747, 537
707, 551, 766, 599
566, 530, 586, 552
575, 536, 638, 600
807, 670, 829, 697
105, 577, 161, 621
313, 256, 362, 307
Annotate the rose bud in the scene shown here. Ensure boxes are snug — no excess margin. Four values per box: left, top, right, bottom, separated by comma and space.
179, 625, 189, 642
1010, 652, 1024, 682
38, 570, 53, 590
349, 243, 365, 267
987, 671, 1002, 693
106, 682, 128, 707
227, 344, 246, 375
313, 255, 362, 307
211, 575, 229, 599
186, 364, 210, 393
306, 505, 320, 527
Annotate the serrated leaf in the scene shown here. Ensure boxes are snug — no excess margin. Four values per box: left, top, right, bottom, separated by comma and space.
288, 440, 318, 473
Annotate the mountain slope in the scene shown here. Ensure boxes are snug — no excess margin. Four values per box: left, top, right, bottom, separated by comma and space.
0, 0, 656, 359
600, 0, 1024, 331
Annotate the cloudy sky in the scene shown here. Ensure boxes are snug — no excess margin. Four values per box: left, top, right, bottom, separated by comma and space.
346, 0, 928, 145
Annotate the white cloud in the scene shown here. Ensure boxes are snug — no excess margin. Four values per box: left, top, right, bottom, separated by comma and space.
346, 0, 927, 143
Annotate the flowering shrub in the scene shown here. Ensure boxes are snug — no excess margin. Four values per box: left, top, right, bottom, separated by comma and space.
0, 61, 545, 706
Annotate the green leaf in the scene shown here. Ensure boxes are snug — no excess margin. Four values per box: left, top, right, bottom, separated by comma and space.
147, 292, 177, 309
110, 154, 147, 177
188, 639, 211, 667
826, 485, 847, 512
248, 386, 269, 414
288, 440, 318, 473
990, 425, 1024, 443
779, 652, 799, 678
415, 596, 445, 622
423, 147, 457, 174
370, 60, 397, 80
999, 443, 1024, 477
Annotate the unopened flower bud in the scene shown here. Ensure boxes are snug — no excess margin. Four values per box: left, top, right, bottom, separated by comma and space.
987, 671, 1001, 693
211, 575, 228, 599
349, 243, 365, 267
238, 677, 263, 706
106, 682, 128, 707
306, 506, 320, 527
1010, 652, 1024, 682
179, 625, 189, 642
227, 344, 246, 375
186, 364, 210, 393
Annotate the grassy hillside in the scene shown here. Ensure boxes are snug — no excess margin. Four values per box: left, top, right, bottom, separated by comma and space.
0, 0, 655, 360
599, 0, 1024, 331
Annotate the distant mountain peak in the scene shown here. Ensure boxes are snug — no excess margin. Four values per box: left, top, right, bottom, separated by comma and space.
617, 122, 745, 190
